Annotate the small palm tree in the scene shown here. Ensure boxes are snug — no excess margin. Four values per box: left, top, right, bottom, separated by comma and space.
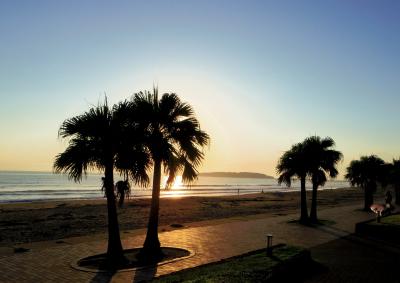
54, 99, 149, 266
302, 136, 342, 223
276, 142, 309, 224
115, 180, 131, 208
345, 155, 385, 211
128, 88, 209, 259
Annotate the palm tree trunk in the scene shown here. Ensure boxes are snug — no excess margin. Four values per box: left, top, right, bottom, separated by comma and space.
395, 184, 400, 205
142, 159, 163, 258
363, 185, 374, 211
310, 181, 318, 223
299, 176, 309, 224
104, 163, 126, 265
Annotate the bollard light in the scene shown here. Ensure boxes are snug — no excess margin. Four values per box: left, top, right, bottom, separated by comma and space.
266, 234, 273, 256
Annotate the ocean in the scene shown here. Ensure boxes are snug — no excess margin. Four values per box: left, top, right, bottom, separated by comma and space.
0, 171, 350, 203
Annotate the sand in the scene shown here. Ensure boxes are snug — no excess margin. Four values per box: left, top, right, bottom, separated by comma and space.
0, 187, 367, 248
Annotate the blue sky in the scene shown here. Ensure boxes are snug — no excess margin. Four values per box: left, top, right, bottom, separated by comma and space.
1, 0, 399, 177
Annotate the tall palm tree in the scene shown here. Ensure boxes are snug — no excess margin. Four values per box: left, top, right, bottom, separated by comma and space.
53, 99, 149, 266
387, 159, 400, 205
345, 155, 385, 211
302, 136, 342, 223
276, 142, 309, 224
128, 88, 209, 258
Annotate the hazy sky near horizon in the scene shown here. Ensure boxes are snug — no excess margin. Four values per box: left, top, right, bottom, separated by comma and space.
1, 0, 399, 178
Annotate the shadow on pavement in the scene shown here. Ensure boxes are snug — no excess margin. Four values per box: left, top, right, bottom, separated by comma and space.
132, 265, 157, 283
90, 271, 115, 283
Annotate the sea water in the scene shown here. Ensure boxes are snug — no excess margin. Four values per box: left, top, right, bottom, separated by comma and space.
0, 171, 349, 203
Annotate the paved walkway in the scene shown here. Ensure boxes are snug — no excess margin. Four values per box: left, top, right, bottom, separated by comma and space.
0, 202, 390, 282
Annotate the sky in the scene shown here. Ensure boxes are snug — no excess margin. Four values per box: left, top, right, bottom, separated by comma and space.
0, 0, 399, 178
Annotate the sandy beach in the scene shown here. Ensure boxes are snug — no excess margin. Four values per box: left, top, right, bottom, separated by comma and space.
0, 187, 366, 247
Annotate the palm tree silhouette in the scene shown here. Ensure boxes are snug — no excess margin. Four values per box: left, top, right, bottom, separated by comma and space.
345, 155, 385, 211
276, 142, 309, 224
302, 136, 342, 223
128, 88, 209, 259
53, 99, 149, 266
115, 180, 131, 208
387, 159, 400, 205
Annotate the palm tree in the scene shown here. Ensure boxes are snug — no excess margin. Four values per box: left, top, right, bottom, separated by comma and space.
115, 180, 131, 208
53, 99, 149, 266
345, 155, 385, 211
276, 142, 309, 224
388, 159, 400, 205
128, 87, 209, 259
302, 136, 342, 223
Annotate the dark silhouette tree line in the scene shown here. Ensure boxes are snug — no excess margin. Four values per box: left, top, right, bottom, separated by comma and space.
277, 136, 400, 224
345, 156, 400, 210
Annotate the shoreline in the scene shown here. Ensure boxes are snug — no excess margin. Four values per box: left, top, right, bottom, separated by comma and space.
0, 170, 350, 204
0, 187, 367, 247
0, 185, 351, 205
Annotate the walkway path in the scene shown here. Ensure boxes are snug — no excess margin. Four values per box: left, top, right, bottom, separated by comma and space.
0, 202, 392, 282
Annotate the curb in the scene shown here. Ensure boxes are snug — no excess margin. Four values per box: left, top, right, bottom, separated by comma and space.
70, 246, 196, 273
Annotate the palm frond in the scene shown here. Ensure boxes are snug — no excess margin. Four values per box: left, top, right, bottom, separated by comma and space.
53, 137, 100, 182
345, 155, 385, 188
126, 88, 209, 187
182, 159, 198, 184
277, 171, 292, 187
163, 152, 183, 189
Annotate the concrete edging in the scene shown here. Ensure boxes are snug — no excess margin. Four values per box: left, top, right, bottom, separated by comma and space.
70, 246, 196, 273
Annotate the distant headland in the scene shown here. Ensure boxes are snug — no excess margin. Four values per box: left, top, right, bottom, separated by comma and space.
199, 172, 274, 179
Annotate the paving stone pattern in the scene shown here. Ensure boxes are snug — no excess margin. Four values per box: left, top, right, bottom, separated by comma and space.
1, 203, 395, 283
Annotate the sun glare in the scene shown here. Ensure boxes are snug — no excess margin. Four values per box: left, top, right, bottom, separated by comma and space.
162, 175, 184, 198
162, 175, 183, 189
172, 176, 183, 189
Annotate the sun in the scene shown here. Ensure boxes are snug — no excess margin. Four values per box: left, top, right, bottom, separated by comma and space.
162, 175, 183, 190
171, 175, 183, 189
161, 175, 184, 198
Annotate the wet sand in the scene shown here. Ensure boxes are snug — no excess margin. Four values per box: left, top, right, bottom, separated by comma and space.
0, 187, 366, 247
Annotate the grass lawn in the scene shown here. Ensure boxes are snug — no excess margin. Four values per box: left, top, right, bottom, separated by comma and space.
368, 213, 400, 226
379, 214, 400, 225
154, 245, 310, 283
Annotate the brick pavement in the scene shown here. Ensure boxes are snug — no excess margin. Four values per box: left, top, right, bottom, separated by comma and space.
0, 202, 384, 282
